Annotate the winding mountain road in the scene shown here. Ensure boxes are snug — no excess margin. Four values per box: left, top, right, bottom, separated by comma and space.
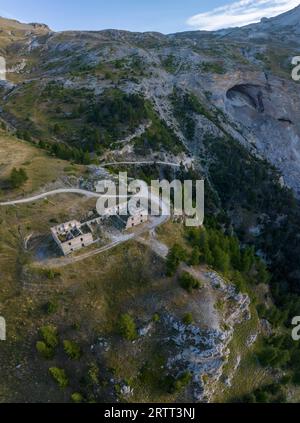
100, 160, 182, 168
0, 188, 100, 206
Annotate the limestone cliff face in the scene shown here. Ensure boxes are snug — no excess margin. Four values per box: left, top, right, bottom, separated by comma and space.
208, 71, 300, 194
1, 6, 300, 193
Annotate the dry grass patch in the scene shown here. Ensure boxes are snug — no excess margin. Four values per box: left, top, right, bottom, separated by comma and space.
0, 130, 84, 198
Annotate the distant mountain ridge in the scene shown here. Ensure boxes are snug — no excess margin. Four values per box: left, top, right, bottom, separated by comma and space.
0, 16, 50, 32
260, 3, 300, 27
215, 4, 300, 44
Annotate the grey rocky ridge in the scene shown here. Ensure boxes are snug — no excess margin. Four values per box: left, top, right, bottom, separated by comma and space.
1, 7, 300, 193
1, 4, 300, 404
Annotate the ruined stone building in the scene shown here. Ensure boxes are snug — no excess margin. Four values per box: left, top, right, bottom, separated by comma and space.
51, 208, 148, 256
51, 220, 93, 256
105, 208, 148, 231
125, 209, 148, 229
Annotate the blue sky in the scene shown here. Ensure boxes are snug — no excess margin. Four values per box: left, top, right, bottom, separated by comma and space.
0, 0, 298, 33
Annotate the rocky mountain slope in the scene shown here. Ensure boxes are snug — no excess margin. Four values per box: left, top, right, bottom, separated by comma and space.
0, 7, 300, 194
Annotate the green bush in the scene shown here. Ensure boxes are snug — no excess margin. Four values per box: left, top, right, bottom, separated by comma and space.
9, 167, 28, 189
88, 363, 100, 386
189, 247, 201, 266
235, 384, 287, 403
119, 314, 137, 341
40, 325, 59, 349
16, 129, 31, 141
179, 272, 201, 293
201, 62, 225, 74
36, 341, 54, 360
293, 372, 300, 386
152, 313, 161, 323
256, 305, 287, 328
49, 367, 69, 389
213, 246, 230, 273
257, 346, 290, 368
71, 393, 84, 403
166, 244, 188, 276
63, 340, 82, 360
183, 313, 194, 325
170, 372, 192, 393
42, 300, 58, 315
44, 269, 59, 280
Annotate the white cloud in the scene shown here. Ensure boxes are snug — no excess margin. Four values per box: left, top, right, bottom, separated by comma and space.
187, 0, 300, 31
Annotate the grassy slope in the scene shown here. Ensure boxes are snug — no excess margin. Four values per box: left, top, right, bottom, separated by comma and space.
0, 129, 85, 198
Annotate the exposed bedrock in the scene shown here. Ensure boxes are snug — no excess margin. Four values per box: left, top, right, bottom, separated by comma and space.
205, 71, 300, 195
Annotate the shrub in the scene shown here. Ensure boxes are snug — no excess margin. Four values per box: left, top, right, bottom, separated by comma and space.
53, 123, 61, 135
257, 346, 290, 368
213, 246, 230, 273
189, 247, 201, 266
119, 314, 137, 341
170, 371, 192, 393
49, 367, 69, 389
242, 393, 257, 403
237, 384, 287, 404
256, 305, 287, 328
253, 390, 269, 403
166, 244, 187, 276
152, 313, 161, 323
280, 375, 292, 385
179, 272, 201, 293
88, 363, 100, 386
43, 269, 60, 280
9, 167, 28, 189
40, 325, 59, 349
63, 340, 82, 360
293, 372, 300, 386
42, 300, 58, 315
183, 313, 194, 325
231, 271, 247, 293
71, 393, 84, 403
256, 260, 271, 285
201, 62, 225, 74
257, 346, 278, 367
36, 341, 54, 359
215, 300, 224, 311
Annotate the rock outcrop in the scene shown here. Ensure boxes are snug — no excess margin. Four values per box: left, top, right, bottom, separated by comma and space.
165, 271, 251, 402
